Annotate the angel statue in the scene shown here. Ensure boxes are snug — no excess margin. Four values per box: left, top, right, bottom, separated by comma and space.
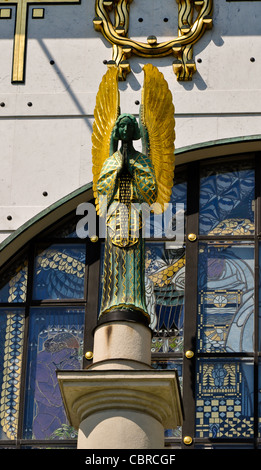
92, 64, 175, 325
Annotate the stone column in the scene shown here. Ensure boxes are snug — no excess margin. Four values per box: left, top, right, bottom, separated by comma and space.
57, 313, 183, 449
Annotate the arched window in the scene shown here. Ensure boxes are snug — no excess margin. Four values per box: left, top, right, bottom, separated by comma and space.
0, 152, 260, 449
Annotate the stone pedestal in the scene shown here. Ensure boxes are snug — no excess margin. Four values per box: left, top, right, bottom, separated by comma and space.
91, 320, 152, 370
57, 320, 183, 449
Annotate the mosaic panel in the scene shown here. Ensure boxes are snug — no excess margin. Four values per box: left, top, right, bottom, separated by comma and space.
0, 257, 28, 303
258, 243, 261, 351
196, 359, 254, 438
199, 161, 255, 235
0, 308, 25, 440
23, 307, 84, 440
146, 243, 185, 353
197, 242, 254, 353
33, 244, 86, 300
258, 361, 261, 438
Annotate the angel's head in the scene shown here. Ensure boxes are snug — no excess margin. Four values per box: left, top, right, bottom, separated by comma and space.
112, 114, 141, 142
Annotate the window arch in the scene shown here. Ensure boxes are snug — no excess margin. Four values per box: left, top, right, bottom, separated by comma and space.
0, 151, 261, 449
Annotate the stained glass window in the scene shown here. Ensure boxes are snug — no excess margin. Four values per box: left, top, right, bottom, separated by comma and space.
199, 161, 255, 235
0, 257, 28, 303
197, 241, 254, 353
146, 172, 187, 238
33, 244, 86, 300
146, 243, 185, 353
196, 359, 254, 439
46, 217, 78, 239
258, 242, 261, 351
258, 361, 261, 438
0, 308, 25, 440
23, 307, 84, 440
195, 159, 257, 447
1, 157, 261, 450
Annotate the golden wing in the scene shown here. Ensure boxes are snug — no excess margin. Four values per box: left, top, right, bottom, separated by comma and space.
92, 66, 120, 212
140, 64, 175, 214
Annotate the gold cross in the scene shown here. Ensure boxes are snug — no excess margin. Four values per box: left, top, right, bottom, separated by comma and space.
0, 0, 80, 83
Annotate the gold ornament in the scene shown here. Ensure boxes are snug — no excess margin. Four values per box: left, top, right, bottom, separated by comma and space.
0, 0, 80, 83
93, 0, 213, 81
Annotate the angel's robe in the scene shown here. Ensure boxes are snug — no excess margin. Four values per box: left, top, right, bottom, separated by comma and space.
97, 149, 157, 320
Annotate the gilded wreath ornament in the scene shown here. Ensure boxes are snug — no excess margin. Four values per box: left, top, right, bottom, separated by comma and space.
93, 0, 213, 80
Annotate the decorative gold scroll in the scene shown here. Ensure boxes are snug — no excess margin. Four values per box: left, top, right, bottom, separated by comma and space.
0, 0, 81, 83
93, 0, 213, 80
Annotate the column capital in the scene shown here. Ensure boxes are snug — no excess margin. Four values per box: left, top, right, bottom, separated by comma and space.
57, 369, 183, 431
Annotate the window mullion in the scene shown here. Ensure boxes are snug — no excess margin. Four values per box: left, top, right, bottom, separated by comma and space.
255, 152, 261, 236
182, 161, 200, 448
254, 152, 260, 446
83, 238, 101, 368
